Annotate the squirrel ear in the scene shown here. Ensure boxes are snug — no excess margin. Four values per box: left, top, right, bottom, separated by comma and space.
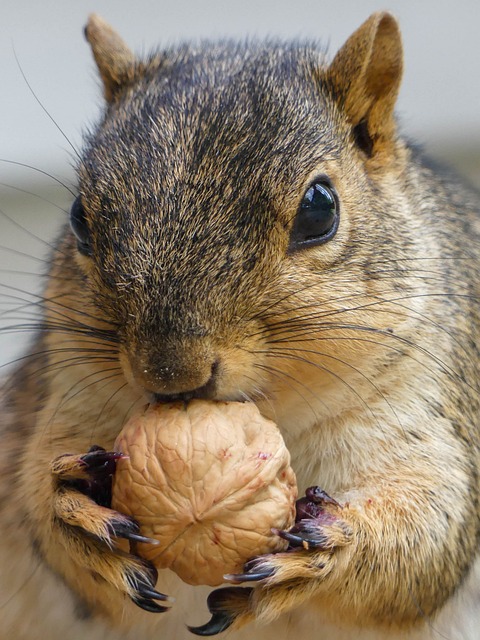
84, 14, 137, 102
327, 12, 403, 157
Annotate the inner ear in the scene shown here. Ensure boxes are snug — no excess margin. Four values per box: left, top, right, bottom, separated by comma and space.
353, 119, 374, 157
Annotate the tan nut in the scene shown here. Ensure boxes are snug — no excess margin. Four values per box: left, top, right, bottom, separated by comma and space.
112, 400, 297, 586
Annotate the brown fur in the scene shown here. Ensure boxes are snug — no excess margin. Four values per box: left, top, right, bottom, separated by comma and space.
0, 11, 479, 640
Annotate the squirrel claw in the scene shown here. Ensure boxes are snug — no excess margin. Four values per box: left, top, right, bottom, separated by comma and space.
305, 486, 341, 506
272, 527, 321, 550
109, 517, 159, 545
188, 587, 252, 636
128, 567, 173, 612
122, 531, 160, 545
79, 446, 125, 477
276, 514, 345, 552
187, 611, 234, 636
130, 595, 170, 613
223, 569, 274, 582
224, 557, 275, 583
294, 486, 341, 521
134, 585, 172, 603
52, 446, 124, 508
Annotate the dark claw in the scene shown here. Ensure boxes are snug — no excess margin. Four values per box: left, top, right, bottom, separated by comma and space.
243, 557, 265, 573
80, 447, 125, 477
187, 611, 234, 636
305, 486, 340, 507
224, 561, 275, 583
127, 565, 173, 608
295, 496, 324, 521
123, 531, 160, 545
188, 587, 252, 636
72, 447, 126, 507
137, 585, 172, 602
273, 527, 324, 550
109, 517, 159, 546
224, 556, 275, 583
223, 569, 274, 583
295, 487, 340, 522
130, 595, 170, 613
129, 577, 173, 612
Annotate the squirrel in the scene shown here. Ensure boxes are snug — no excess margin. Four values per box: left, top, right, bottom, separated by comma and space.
1, 10, 479, 640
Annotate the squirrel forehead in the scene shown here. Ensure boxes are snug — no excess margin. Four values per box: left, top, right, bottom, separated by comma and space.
76, 42, 345, 312
79, 41, 339, 207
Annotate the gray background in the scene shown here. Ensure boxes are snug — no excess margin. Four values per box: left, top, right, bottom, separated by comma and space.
1, 0, 479, 367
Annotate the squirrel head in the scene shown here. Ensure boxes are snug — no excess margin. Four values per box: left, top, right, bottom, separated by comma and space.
63, 13, 409, 413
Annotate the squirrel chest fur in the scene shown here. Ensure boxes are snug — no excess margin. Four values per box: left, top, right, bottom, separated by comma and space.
1, 12, 479, 640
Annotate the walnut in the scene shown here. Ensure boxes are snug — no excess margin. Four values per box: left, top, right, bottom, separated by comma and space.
112, 400, 297, 586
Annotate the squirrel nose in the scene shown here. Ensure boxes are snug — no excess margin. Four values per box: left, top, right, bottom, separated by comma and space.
130, 346, 220, 400
149, 362, 219, 403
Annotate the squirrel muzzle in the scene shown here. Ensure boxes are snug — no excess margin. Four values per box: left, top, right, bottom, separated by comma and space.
127, 338, 220, 400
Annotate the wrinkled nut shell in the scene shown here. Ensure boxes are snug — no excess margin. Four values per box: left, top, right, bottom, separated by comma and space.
112, 400, 297, 586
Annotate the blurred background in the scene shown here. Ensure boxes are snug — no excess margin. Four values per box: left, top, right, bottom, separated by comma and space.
1, 0, 479, 367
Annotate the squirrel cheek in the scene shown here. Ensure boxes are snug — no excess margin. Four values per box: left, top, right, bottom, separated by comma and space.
211, 346, 269, 401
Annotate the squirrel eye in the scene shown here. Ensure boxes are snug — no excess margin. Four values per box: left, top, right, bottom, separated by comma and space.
288, 178, 339, 252
70, 197, 91, 256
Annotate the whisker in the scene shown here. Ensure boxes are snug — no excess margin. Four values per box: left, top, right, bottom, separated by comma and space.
90, 381, 131, 441
40, 369, 124, 446
262, 349, 385, 432
252, 360, 328, 419
0, 280, 118, 328
117, 392, 147, 433
0, 244, 51, 264
61, 369, 124, 407
0, 557, 42, 611
12, 48, 81, 162
1, 353, 120, 393
270, 322, 469, 391
0, 269, 77, 282
0, 343, 118, 365
261, 297, 477, 375
258, 289, 478, 335
0, 159, 76, 197
0, 321, 119, 346
249, 257, 476, 327
264, 344, 406, 437
0, 205, 71, 261
0, 182, 68, 216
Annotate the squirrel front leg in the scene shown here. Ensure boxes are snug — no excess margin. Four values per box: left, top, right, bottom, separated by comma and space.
18, 406, 172, 619
191, 430, 477, 635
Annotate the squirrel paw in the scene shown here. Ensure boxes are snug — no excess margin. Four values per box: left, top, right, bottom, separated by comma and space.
50, 446, 172, 613
226, 486, 352, 582
190, 487, 352, 635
